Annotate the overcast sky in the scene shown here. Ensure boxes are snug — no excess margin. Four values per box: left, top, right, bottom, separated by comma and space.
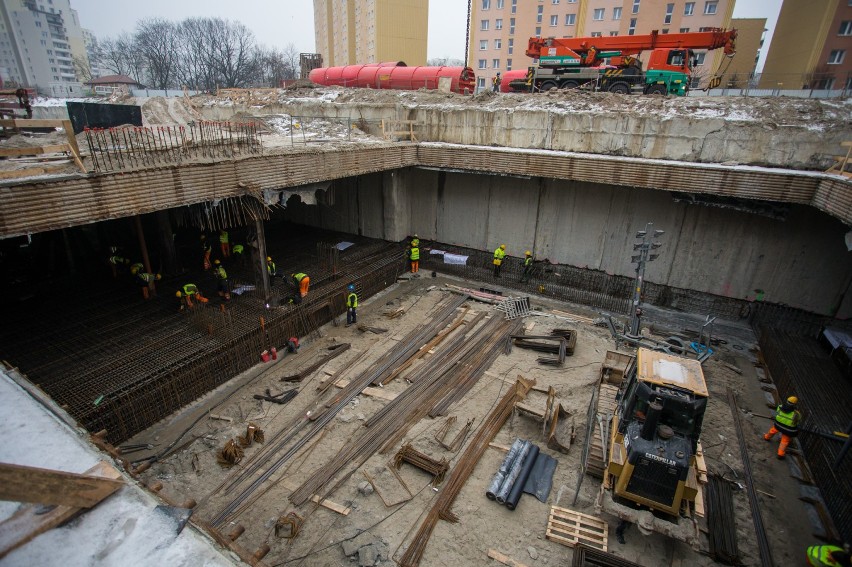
72, 0, 782, 69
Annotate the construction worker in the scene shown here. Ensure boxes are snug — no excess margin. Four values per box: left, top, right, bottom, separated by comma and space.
492, 72, 502, 92
232, 243, 245, 266
764, 395, 802, 459
408, 239, 420, 274
177, 283, 208, 310
286, 336, 300, 353
108, 255, 130, 278
493, 244, 507, 278
521, 250, 534, 283
293, 272, 310, 298
213, 259, 231, 301
200, 234, 212, 270
807, 544, 852, 566
266, 256, 277, 279
346, 284, 358, 326
219, 229, 231, 259
135, 271, 161, 300
129, 262, 144, 276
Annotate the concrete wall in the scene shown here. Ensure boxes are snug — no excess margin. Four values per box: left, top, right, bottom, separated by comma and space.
296, 168, 852, 316
198, 96, 849, 170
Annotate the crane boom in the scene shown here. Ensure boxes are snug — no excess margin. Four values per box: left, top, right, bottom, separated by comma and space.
526, 29, 737, 67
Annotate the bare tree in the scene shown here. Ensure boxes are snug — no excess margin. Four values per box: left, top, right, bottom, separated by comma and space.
72, 54, 93, 83
135, 18, 180, 89
176, 18, 219, 91
208, 19, 259, 88
281, 43, 300, 80
428, 57, 465, 67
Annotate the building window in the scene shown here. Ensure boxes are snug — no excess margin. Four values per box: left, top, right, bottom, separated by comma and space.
839, 21, 852, 36
477, 77, 486, 90
703, 1, 717, 15
680, 27, 689, 33
536, 26, 541, 35
480, 40, 488, 50
496, 18, 503, 29
511, 0, 516, 13
699, 26, 713, 32
610, 31, 619, 36
495, 38, 502, 49
507, 58, 512, 69
493, 58, 500, 68
497, 0, 504, 8
590, 31, 602, 37
684, 2, 694, 16
550, 15, 558, 25
508, 38, 514, 53
828, 49, 846, 64
510, 17, 515, 34
35, 21, 41, 27
593, 8, 604, 20
661, 28, 669, 34
537, 5, 543, 23
478, 59, 487, 69
565, 13, 576, 25
481, 19, 489, 30
628, 18, 637, 35
664, 3, 674, 24
482, 0, 490, 9
693, 52, 706, 65
552, 0, 559, 3
632, 0, 640, 14
613, 7, 622, 19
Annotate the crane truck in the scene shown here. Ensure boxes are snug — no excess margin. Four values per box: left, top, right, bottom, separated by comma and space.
509, 28, 737, 96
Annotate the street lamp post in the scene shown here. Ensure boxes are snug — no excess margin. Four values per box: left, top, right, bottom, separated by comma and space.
627, 223, 664, 338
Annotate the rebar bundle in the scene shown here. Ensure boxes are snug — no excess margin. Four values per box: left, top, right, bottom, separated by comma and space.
706, 475, 739, 564
399, 377, 534, 567
85, 122, 262, 173
394, 444, 449, 487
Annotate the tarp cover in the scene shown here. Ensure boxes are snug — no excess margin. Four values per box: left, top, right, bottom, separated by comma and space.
523, 451, 557, 502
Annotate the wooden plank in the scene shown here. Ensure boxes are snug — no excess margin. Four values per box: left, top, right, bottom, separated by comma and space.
333, 378, 397, 402
0, 461, 121, 559
487, 549, 530, 567
0, 144, 70, 157
0, 462, 124, 508
488, 443, 511, 452
0, 119, 69, 128
694, 487, 705, 518
0, 167, 50, 179
280, 478, 350, 515
61, 120, 86, 173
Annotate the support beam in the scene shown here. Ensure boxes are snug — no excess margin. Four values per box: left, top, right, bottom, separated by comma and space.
0, 462, 124, 507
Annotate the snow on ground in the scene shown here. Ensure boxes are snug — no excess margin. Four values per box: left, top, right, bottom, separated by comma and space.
0, 369, 236, 567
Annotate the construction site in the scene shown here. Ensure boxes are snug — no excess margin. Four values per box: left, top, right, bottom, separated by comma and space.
0, 84, 851, 567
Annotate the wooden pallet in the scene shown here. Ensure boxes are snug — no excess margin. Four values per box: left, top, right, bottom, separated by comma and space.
546, 506, 608, 552
586, 383, 620, 477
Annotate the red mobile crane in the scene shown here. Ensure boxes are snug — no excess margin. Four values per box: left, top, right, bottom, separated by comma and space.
510, 28, 737, 96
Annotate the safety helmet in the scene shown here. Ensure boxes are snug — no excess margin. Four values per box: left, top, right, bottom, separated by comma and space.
348, 284, 355, 291
214, 259, 221, 265
267, 256, 272, 262
500, 244, 506, 250
787, 396, 798, 405
155, 274, 162, 280
176, 291, 182, 298
525, 250, 532, 256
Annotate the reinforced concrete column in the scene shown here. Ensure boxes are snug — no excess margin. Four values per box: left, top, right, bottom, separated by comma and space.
253, 216, 271, 303
382, 168, 412, 242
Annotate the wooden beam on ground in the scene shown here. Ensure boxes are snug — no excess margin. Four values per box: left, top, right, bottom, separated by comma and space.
333, 378, 398, 402
0, 461, 124, 507
61, 119, 86, 173
0, 461, 121, 559
0, 143, 71, 157
280, 478, 351, 515
487, 549, 530, 567
0, 119, 70, 128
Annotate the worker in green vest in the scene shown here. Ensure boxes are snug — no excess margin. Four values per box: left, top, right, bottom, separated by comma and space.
408, 239, 420, 274
346, 284, 358, 326
108, 255, 130, 278
135, 271, 161, 300
493, 244, 506, 278
807, 544, 851, 566
231, 243, 245, 266
219, 229, 230, 259
266, 256, 277, 279
764, 395, 802, 459
293, 272, 310, 297
176, 283, 208, 310
520, 250, 534, 283
213, 260, 231, 301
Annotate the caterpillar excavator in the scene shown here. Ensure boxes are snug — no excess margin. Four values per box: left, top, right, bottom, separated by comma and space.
510, 28, 737, 95
583, 347, 708, 544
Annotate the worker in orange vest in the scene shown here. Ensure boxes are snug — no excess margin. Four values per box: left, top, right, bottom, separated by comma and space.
292, 272, 310, 298
201, 234, 212, 270
219, 229, 231, 259
177, 283, 208, 310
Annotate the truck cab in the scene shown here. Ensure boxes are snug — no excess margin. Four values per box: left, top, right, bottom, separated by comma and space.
644, 48, 696, 95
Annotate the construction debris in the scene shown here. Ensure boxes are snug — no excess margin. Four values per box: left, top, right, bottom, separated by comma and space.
237, 423, 265, 447
393, 444, 450, 487
217, 439, 244, 467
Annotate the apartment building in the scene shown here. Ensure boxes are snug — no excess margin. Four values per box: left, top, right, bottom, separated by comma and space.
724, 17, 765, 88
314, 0, 428, 67
0, 0, 88, 96
469, 0, 732, 92
759, 0, 852, 90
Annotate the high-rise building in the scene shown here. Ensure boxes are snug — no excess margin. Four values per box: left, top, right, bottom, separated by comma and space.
0, 0, 89, 96
468, 0, 733, 92
82, 28, 107, 80
759, 0, 852, 90
724, 17, 765, 88
314, 0, 429, 67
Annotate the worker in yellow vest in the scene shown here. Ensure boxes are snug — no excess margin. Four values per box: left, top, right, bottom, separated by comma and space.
408, 239, 420, 273
293, 272, 310, 297
346, 284, 358, 326
213, 260, 231, 301
136, 271, 161, 300
219, 229, 230, 259
764, 396, 802, 459
807, 544, 851, 566
520, 250, 534, 283
493, 244, 506, 278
